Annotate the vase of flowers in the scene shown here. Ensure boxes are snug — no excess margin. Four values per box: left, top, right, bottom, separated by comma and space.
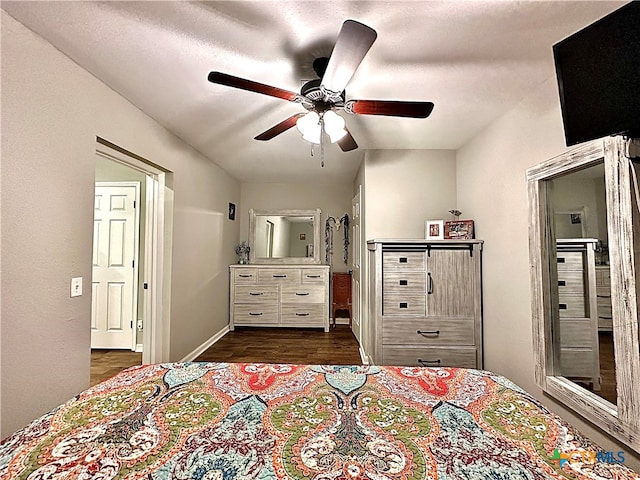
235, 241, 250, 264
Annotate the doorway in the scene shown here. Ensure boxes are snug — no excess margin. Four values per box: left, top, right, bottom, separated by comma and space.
92, 139, 169, 384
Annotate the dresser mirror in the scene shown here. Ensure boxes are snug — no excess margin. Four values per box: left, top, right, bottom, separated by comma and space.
527, 137, 640, 453
248, 208, 321, 264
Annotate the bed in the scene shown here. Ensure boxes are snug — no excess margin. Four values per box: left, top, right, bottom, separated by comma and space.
1, 363, 638, 479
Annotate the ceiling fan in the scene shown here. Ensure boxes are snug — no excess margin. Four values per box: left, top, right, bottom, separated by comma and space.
208, 19, 434, 157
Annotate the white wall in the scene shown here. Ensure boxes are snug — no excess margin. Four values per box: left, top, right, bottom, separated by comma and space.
240, 182, 354, 272
1, 12, 240, 437
455, 77, 640, 469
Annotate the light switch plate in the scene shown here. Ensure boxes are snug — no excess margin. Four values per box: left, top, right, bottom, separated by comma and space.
71, 277, 83, 297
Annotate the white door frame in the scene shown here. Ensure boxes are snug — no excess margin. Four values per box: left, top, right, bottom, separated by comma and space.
95, 140, 170, 365
93, 181, 140, 350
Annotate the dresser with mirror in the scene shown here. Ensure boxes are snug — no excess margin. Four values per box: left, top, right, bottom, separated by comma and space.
229, 209, 330, 332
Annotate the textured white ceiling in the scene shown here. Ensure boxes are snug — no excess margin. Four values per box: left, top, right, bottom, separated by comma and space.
1, 1, 625, 183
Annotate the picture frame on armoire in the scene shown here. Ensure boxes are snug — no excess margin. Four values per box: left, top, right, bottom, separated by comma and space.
425, 220, 444, 240
444, 220, 474, 239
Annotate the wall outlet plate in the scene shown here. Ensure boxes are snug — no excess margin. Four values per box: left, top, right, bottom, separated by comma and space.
71, 277, 83, 297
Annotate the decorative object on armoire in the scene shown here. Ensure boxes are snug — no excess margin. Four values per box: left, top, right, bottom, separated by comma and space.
207, 19, 434, 166
235, 241, 250, 264
444, 219, 474, 239
331, 272, 352, 328
229, 264, 330, 332
425, 220, 444, 240
228, 202, 236, 220
325, 214, 350, 265
448, 209, 462, 220
367, 239, 483, 368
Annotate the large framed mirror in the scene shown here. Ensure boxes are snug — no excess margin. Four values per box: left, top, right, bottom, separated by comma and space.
248, 209, 322, 264
527, 136, 640, 452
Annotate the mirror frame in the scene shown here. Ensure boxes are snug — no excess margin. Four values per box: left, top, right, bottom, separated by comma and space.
248, 208, 322, 265
527, 136, 640, 452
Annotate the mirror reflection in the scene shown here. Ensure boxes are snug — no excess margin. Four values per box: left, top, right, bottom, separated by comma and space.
254, 215, 315, 259
548, 161, 616, 405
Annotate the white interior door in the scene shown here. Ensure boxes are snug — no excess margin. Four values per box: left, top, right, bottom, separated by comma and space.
92, 182, 140, 349
351, 186, 362, 341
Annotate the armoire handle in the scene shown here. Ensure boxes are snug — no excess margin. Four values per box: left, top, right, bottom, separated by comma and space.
427, 272, 434, 294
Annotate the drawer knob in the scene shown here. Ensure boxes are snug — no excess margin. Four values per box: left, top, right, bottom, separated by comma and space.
558, 280, 566, 286
399, 302, 408, 309
418, 359, 441, 366
249, 292, 264, 296
417, 330, 440, 337
248, 312, 263, 316
559, 303, 568, 310
399, 280, 408, 286
273, 274, 287, 278
399, 257, 408, 263
239, 274, 253, 278
307, 274, 321, 278
295, 292, 310, 296
558, 257, 566, 263
295, 312, 310, 317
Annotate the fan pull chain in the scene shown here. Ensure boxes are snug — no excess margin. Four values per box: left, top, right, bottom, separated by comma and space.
319, 116, 325, 167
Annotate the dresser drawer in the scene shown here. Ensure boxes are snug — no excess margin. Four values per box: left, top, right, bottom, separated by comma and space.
383, 272, 426, 294
557, 270, 585, 294
281, 285, 325, 303
234, 285, 278, 303
302, 268, 328, 284
595, 267, 611, 287
280, 304, 324, 325
232, 268, 258, 283
382, 318, 475, 346
383, 295, 426, 316
258, 268, 302, 284
233, 304, 278, 325
556, 251, 584, 271
558, 294, 586, 318
382, 346, 477, 368
383, 251, 425, 271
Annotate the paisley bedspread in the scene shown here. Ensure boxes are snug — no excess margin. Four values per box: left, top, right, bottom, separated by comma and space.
1, 363, 638, 479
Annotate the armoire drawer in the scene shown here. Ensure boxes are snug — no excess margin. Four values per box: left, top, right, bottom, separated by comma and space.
559, 348, 597, 378
557, 270, 585, 294
302, 269, 327, 284
383, 272, 426, 293
382, 318, 475, 346
556, 251, 584, 271
382, 346, 477, 368
558, 294, 586, 318
558, 319, 594, 348
383, 295, 426, 315
281, 285, 325, 303
234, 285, 278, 303
383, 251, 425, 271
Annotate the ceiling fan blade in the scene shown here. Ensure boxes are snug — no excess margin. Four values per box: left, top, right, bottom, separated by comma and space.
208, 71, 304, 103
254, 113, 305, 141
321, 20, 377, 95
338, 129, 358, 152
345, 99, 435, 118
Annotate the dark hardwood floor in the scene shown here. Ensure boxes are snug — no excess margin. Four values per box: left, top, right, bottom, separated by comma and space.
90, 349, 142, 386
195, 325, 362, 365
90, 325, 361, 386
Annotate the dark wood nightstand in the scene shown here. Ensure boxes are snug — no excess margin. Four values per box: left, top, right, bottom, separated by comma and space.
331, 272, 352, 328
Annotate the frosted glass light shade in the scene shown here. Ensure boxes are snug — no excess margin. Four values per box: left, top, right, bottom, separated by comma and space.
296, 111, 321, 144
323, 110, 348, 143
296, 111, 347, 144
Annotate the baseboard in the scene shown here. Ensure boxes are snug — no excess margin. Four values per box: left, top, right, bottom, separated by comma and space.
331, 318, 351, 325
134, 343, 143, 353
179, 325, 230, 362
359, 346, 369, 365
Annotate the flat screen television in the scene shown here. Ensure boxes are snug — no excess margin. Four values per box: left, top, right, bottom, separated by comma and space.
553, 2, 640, 146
